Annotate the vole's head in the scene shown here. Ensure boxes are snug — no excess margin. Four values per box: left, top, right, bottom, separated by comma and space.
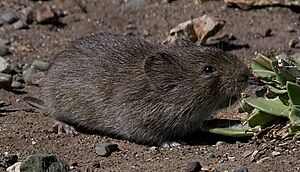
144, 44, 250, 112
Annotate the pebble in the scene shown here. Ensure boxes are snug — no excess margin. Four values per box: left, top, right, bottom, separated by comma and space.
0, 73, 12, 89
1, 12, 19, 24
228, 156, 236, 161
36, 6, 56, 24
235, 141, 241, 148
149, 146, 160, 154
0, 39, 9, 56
95, 142, 119, 157
19, 154, 70, 172
22, 67, 37, 84
0, 56, 8, 72
271, 151, 281, 156
4, 154, 18, 167
215, 141, 226, 146
11, 81, 23, 89
32, 60, 50, 71
13, 20, 28, 30
185, 161, 202, 172
234, 166, 248, 172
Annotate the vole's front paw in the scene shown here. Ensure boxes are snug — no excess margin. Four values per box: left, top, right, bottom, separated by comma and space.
161, 141, 186, 148
52, 121, 78, 135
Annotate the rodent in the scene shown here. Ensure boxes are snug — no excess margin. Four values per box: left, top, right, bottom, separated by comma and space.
41, 32, 250, 146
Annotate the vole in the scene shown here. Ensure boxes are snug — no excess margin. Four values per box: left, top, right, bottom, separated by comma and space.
38, 32, 250, 146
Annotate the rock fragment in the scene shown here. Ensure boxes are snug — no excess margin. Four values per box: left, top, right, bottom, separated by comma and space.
19, 154, 70, 172
95, 142, 119, 157
1, 12, 19, 24
185, 161, 202, 172
32, 60, 50, 71
0, 56, 8, 72
0, 73, 12, 89
35, 6, 57, 24
162, 15, 225, 45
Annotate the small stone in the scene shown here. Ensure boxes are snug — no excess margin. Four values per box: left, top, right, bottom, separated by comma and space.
32, 60, 50, 71
22, 67, 37, 84
20, 154, 70, 172
185, 161, 202, 172
215, 141, 226, 146
6, 162, 21, 172
95, 142, 119, 157
236, 141, 241, 148
0, 73, 12, 89
0, 56, 8, 72
13, 20, 28, 30
289, 39, 299, 48
207, 152, 215, 158
36, 6, 57, 24
4, 154, 18, 167
149, 146, 159, 154
228, 156, 236, 161
0, 39, 9, 56
234, 166, 248, 172
1, 12, 19, 24
11, 81, 23, 89
271, 151, 281, 156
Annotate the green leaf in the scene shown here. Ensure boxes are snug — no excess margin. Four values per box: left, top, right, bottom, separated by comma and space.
248, 109, 282, 128
268, 85, 287, 94
289, 105, 300, 132
244, 97, 290, 117
253, 54, 273, 71
290, 53, 300, 68
272, 61, 287, 85
202, 119, 253, 137
287, 81, 300, 105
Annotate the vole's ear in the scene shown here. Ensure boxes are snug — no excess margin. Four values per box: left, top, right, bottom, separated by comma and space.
144, 52, 183, 91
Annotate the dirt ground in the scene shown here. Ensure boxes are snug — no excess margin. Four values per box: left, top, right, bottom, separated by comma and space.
0, 0, 300, 171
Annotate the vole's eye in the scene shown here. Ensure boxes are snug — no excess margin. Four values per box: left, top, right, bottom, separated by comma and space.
202, 65, 216, 75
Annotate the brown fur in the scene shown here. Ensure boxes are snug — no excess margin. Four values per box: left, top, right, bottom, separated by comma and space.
42, 32, 250, 145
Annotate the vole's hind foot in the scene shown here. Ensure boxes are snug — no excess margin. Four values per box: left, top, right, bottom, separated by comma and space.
161, 141, 186, 148
52, 121, 78, 135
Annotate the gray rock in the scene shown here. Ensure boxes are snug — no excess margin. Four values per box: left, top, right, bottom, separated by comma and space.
13, 20, 28, 30
0, 39, 9, 56
32, 60, 50, 71
1, 12, 19, 24
22, 67, 37, 84
0, 73, 12, 89
0, 57, 8, 72
234, 166, 248, 172
20, 154, 70, 172
185, 161, 202, 172
95, 142, 119, 157
11, 81, 23, 89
